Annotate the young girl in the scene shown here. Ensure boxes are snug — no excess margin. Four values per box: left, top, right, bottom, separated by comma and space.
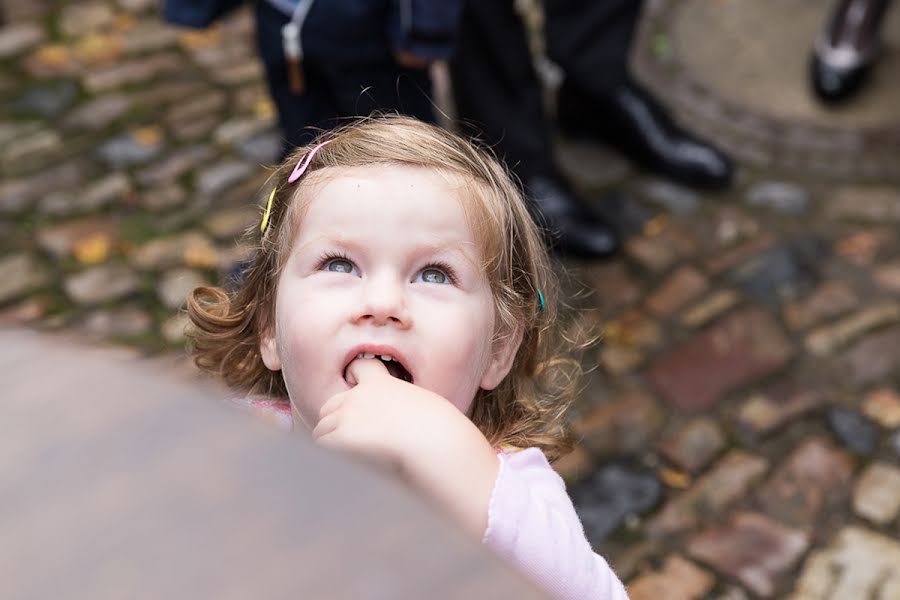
187, 116, 630, 600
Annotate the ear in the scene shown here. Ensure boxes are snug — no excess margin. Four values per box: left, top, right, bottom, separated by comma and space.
259, 326, 282, 372
480, 323, 524, 391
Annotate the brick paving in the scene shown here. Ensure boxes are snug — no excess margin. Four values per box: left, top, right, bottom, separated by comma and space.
2, 1, 900, 598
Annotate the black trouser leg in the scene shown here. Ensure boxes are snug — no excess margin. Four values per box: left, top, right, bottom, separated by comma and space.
544, 0, 642, 97
449, 0, 555, 180
254, 1, 434, 157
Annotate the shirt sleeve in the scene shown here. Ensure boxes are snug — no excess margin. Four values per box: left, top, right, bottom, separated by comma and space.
482, 448, 630, 600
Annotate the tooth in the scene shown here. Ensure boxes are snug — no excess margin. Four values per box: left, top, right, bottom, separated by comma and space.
357, 352, 364, 359
363, 352, 375, 359
381, 355, 393, 362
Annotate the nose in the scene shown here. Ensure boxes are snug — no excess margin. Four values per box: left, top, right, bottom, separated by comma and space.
354, 272, 411, 328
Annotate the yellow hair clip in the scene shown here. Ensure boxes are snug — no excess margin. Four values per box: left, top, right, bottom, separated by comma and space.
260, 187, 276, 233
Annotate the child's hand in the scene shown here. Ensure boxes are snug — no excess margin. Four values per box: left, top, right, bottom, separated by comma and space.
313, 357, 499, 538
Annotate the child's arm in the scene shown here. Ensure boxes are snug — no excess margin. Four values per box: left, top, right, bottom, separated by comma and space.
313, 358, 500, 539
483, 448, 631, 600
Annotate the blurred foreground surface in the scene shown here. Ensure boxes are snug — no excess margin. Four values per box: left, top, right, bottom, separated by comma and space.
1, 1, 900, 598
0, 327, 546, 600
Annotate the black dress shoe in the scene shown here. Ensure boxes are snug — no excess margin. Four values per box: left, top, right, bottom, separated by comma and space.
557, 78, 733, 190
810, 0, 891, 104
523, 174, 620, 259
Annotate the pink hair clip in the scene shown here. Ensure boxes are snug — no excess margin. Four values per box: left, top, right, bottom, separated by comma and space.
287, 139, 331, 183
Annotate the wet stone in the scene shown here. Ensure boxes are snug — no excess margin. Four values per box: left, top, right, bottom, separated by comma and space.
171, 115, 219, 142
862, 388, 900, 429
852, 462, 900, 525
120, 21, 180, 54
705, 234, 776, 275
729, 236, 826, 307
0, 121, 42, 149
63, 94, 133, 131
162, 312, 190, 344
58, 2, 115, 37
0, 22, 45, 58
0, 253, 50, 304
570, 464, 662, 544
874, 261, 900, 293
648, 308, 794, 412
132, 231, 217, 271
783, 280, 859, 331
41, 173, 132, 215
686, 512, 809, 598
83, 53, 182, 93
805, 302, 900, 356
214, 117, 276, 147
573, 389, 665, 456
211, 59, 264, 86
556, 138, 631, 188
552, 444, 592, 482
195, 160, 255, 198
81, 306, 153, 340
827, 186, 900, 222
627, 555, 715, 600
645, 266, 708, 317
757, 437, 854, 526
834, 228, 894, 265
136, 144, 215, 186
118, 0, 158, 13
647, 450, 768, 535
1, 129, 62, 171
63, 264, 141, 305
165, 91, 227, 124
581, 261, 642, 312
828, 407, 878, 456
0, 299, 49, 326
736, 387, 829, 438
789, 527, 900, 599
158, 268, 207, 310
658, 417, 726, 474
237, 131, 282, 165
204, 207, 258, 241
745, 181, 809, 215
10, 80, 79, 118
0, 161, 84, 214
599, 344, 643, 375
130, 80, 206, 109
137, 183, 186, 212
680, 289, 740, 328
639, 179, 700, 215
625, 234, 678, 273
96, 128, 165, 168
840, 324, 900, 388
712, 207, 761, 247
36, 218, 119, 259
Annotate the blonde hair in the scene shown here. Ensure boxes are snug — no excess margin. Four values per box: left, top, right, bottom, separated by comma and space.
187, 116, 580, 460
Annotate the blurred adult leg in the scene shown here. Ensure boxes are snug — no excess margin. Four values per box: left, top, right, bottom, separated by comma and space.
548, 0, 733, 189
450, 0, 620, 259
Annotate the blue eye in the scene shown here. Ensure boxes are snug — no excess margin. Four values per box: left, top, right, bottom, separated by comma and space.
323, 258, 354, 274
419, 267, 449, 284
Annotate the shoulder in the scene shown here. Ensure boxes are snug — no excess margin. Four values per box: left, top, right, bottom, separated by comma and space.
230, 396, 293, 431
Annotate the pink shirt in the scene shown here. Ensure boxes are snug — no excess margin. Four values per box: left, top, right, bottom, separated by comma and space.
485, 448, 630, 600
231, 398, 629, 599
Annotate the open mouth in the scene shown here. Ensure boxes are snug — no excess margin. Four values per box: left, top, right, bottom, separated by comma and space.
346, 352, 413, 383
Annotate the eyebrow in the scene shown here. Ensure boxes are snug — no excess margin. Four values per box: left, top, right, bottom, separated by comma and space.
294, 234, 479, 264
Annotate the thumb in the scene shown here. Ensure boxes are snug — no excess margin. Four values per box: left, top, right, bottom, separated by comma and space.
345, 356, 390, 386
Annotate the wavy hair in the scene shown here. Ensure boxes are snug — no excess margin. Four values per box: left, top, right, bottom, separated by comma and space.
187, 116, 583, 460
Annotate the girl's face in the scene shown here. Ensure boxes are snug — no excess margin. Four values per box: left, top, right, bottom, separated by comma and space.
260, 165, 520, 429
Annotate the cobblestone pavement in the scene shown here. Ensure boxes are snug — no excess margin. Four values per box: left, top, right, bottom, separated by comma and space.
2, 2, 900, 598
